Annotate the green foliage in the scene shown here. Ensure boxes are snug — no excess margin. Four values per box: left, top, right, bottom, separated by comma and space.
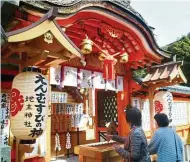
133, 69, 147, 79
133, 33, 190, 86
166, 33, 190, 86
166, 34, 190, 61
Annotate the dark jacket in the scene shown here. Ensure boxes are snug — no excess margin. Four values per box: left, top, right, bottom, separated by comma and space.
112, 126, 150, 162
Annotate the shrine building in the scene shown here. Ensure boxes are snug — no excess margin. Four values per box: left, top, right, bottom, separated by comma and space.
1, 1, 190, 162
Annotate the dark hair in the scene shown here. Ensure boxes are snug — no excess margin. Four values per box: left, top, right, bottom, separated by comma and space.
125, 106, 142, 126
154, 113, 169, 127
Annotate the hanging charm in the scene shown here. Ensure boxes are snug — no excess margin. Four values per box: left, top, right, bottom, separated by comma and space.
66, 132, 71, 149
54, 133, 61, 151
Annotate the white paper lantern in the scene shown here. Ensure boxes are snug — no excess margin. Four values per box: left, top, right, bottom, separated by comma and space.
10, 70, 49, 141
154, 90, 173, 121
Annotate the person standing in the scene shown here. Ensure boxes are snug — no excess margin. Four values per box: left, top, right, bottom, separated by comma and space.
149, 113, 183, 162
107, 106, 150, 162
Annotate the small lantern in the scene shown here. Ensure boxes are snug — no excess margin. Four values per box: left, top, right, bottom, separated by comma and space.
120, 52, 128, 63
98, 49, 108, 61
80, 38, 93, 55
154, 90, 173, 122
10, 67, 49, 142
98, 53, 106, 61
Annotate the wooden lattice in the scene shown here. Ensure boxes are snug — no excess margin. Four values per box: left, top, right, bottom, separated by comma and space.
97, 90, 118, 127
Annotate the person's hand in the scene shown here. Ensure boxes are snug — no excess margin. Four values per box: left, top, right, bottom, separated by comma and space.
113, 144, 120, 151
106, 134, 113, 142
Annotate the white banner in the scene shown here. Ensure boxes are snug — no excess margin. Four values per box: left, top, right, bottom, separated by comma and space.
79, 69, 92, 88
93, 72, 105, 89
50, 66, 61, 85
117, 76, 124, 91
131, 97, 141, 109
62, 66, 77, 87
106, 80, 116, 91
0, 93, 10, 145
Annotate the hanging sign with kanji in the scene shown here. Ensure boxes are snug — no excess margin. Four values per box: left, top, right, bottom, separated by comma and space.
0, 93, 10, 145
93, 72, 105, 89
50, 66, 61, 85
116, 76, 124, 91
78, 69, 92, 88
61, 66, 77, 87
106, 80, 116, 91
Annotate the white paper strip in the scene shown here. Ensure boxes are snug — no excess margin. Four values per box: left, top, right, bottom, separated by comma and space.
50, 66, 61, 85
117, 76, 124, 91
93, 72, 105, 89
79, 69, 92, 88
62, 66, 77, 87
131, 97, 141, 109
106, 80, 116, 91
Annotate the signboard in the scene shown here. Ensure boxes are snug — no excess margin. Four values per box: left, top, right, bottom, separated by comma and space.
0, 93, 10, 145
50, 66, 61, 85
79, 69, 92, 88
116, 76, 124, 91
106, 80, 116, 91
62, 66, 78, 87
93, 72, 105, 89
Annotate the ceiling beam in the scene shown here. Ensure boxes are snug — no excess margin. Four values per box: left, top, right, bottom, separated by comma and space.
24, 51, 48, 67
9, 44, 42, 54
48, 51, 70, 60
44, 59, 67, 67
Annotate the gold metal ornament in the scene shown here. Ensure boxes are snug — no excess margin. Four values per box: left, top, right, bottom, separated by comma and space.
98, 53, 106, 61
120, 52, 128, 63
80, 38, 93, 54
44, 31, 54, 44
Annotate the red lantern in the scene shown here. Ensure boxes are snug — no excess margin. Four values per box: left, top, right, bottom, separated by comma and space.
10, 68, 49, 141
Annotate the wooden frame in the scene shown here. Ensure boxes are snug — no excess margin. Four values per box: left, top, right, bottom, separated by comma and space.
1, 7, 83, 71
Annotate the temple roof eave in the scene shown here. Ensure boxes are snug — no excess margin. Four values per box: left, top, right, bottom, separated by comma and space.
20, 0, 170, 60
3, 7, 83, 59
142, 61, 187, 88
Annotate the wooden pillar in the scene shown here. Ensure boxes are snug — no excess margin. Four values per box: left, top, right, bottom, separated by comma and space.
117, 91, 129, 136
44, 115, 51, 161
16, 139, 19, 162
117, 67, 131, 137
95, 89, 99, 142
45, 75, 51, 161
148, 87, 155, 135
19, 52, 27, 72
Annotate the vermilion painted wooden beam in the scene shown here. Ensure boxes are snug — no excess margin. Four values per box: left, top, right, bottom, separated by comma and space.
129, 80, 142, 93
135, 61, 144, 68
2, 49, 14, 59
1, 81, 12, 89
1, 69, 19, 75
1, 58, 23, 65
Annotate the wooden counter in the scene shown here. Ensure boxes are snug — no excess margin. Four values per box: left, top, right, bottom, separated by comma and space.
74, 141, 123, 162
